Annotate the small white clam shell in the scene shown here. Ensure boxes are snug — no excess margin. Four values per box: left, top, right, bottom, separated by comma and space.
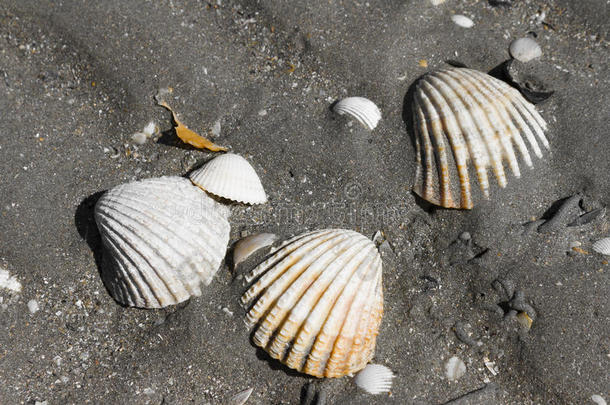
445, 356, 466, 381
233, 233, 277, 267
333, 97, 382, 130
189, 153, 267, 204
241, 229, 384, 378
451, 15, 474, 28
509, 37, 542, 62
354, 364, 395, 395
95, 176, 231, 308
592, 237, 610, 256
226, 387, 254, 405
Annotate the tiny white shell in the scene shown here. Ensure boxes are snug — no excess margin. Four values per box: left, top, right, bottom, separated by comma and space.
354, 364, 395, 395
430, 0, 447, 5
131, 132, 148, 145
189, 153, 267, 204
95, 176, 231, 308
226, 387, 254, 405
143, 121, 159, 137
592, 237, 610, 256
445, 356, 466, 381
591, 394, 607, 405
451, 15, 474, 28
509, 37, 542, 62
0, 268, 22, 293
333, 97, 382, 130
233, 233, 278, 267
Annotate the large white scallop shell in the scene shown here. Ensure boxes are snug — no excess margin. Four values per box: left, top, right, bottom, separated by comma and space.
95, 176, 231, 308
189, 153, 267, 204
412, 67, 549, 209
354, 364, 395, 395
333, 97, 382, 130
241, 229, 384, 378
592, 237, 610, 256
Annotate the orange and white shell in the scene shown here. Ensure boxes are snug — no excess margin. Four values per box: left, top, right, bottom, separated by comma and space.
189, 153, 267, 205
94, 176, 231, 308
412, 68, 549, 209
241, 229, 383, 378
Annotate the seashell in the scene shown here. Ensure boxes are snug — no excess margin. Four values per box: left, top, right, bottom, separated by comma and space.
189, 153, 267, 204
451, 15, 474, 28
241, 229, 384, 378
226, 387, 254, 405
233, 233, 278, 267
509, 37, 542, 62
354, 364, 395, 395
412, 67, 549, 209
333, 97, 382, 130
445, 356, 466, 381
0, 268, 22, 293
591, 395, 607, 405
592, 237, 610, 256
95, 176, 231, 308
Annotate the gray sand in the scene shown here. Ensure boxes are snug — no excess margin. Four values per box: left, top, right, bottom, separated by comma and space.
0, 0, 608, 404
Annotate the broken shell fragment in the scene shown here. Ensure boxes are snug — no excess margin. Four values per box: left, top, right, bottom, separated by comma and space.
354, 364, 395, 395
94, 176, 231, 308
233, 233, 278, 267
333, 97, 382, 130
412, 67, 549, 209
241, 229, 384, 378
226, 387, 254, 405
189, 153, 267, 204
592, 237, 610, 256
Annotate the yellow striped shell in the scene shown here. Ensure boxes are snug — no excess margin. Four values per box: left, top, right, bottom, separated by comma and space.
412, 68, 549, 209
241, 229, 383, 378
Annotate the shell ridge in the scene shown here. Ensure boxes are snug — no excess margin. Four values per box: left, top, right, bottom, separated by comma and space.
416, 90, 456, 207
97, 197, 209, 294
461, 70, 533, 169
243, 230, 335, 286
282, 241, 374, 370
443, 69, 508, 189
421, 77, 475, 207
98, 212, 188, 302
99, 224, 153, 307
414, 104, 440, 205
306, 249, 381, 376
251, 233, 358, 347
245, 231, 352, 329
454, 69, 521, 178
99, 220, 171, 307
242, 230, 344, 306
267, 239, 372, 364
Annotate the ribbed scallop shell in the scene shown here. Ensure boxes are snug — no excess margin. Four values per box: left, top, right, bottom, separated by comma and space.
189, 153, 267, 204
592, 237, 610, 256
412, 68, 549, 209
354, 364, 395, 395
241, 229, 383, 378
334, 97, 382, 130
95, 176, 231, 308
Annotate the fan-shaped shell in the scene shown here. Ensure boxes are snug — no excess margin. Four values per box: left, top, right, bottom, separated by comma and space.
412, 68, 549, 209
95, 176, 231, 308
333, 97, 382, 130
354, 364, 395, 395
592, 237, 610, 256
241, 229, 383, 378
189, 153, 267, 204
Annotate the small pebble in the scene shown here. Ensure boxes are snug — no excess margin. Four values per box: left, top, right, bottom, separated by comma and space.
509, 37, 542, 62
451, 15, 474, 28
591, 395, 607, 405
212, 120, 221, 137
27, 299, 40, 314
445, 356, 466, 381
258, 109, 267, 116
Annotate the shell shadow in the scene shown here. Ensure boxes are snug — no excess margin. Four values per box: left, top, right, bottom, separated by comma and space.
74, 190, 129, 308
253, 345, 309, 378
401, 74, 438, 214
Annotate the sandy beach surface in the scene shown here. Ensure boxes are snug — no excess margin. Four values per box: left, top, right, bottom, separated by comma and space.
0, 0, 608, 404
